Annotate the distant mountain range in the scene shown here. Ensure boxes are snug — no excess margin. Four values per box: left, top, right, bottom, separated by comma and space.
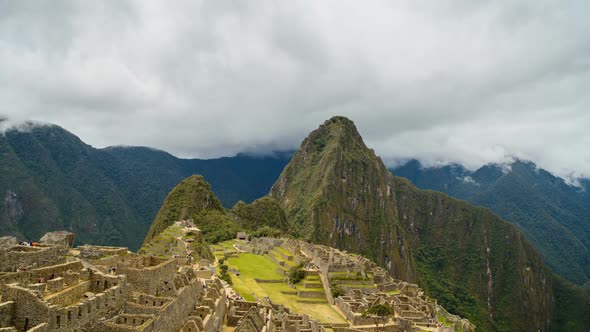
3, 122, 590, 289
392, 160, 590, 288
141, 117, 590, 330
2, 119, 590, 330
0, 123, 290, 250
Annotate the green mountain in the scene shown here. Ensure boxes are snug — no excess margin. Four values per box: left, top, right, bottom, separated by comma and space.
270, 116, 555, 331
270, 116, 416, 282
393, 160, 590, 288
141, 175, 290, 250
0, 123, 290, 250
0, 123, 145, 249
142, 175, 224, 245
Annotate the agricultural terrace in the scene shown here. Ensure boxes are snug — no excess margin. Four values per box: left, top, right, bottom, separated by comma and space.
212, 241, 347, 324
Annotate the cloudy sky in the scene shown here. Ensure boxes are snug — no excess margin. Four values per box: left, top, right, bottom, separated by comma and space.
1, 1, 589, 180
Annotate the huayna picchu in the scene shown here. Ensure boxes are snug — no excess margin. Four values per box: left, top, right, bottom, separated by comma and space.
269, 116, 557, 331
0, 116, 588, 331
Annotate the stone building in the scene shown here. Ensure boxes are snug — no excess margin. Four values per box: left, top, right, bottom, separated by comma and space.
246, 237, 476, 332
0, 228, 227, 332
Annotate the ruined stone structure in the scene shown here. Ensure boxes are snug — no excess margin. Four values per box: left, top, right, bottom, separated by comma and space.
0, 231, 227, 332
226, 299, 326, 332
0, 228, 474, 332
247, 238, 476, 332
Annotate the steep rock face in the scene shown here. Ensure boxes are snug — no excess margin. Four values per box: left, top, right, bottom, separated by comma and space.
142, 175, 224, 246
391, 177, 553, 331
393, 160, 590, 286
270, 116, 415, 282
271, 116, 554, 331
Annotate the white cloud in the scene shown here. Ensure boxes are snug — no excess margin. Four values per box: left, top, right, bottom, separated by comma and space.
0, 0, 589, 179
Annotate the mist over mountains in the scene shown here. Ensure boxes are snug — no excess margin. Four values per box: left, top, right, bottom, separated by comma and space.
392, 160, 590, 288
2, 121, 589, 290
1, 119, 590, 329
0, 123, 289, 250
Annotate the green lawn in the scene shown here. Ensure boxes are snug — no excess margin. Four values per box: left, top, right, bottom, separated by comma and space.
274, 246, 293, 256
211, 239, 238, 251
212, 239, 239, 261
227, 253, 284, 279
226, 253, 347, 324
269, 250, 297, 267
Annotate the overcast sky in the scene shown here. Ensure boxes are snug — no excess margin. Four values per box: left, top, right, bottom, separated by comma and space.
1, 1, 589, 180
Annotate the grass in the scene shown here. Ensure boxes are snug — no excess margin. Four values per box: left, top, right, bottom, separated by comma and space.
226, 253, 347, 324
274, 246, 293, 256
227, 253, 284, 279
269, 250, 297, 267
212, 239, 239, 261
338, 283, 376, 289
211, 239, 238, 251
437, 315, 455, 327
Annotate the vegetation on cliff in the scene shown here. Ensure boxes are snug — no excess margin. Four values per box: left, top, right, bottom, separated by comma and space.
144, 176, 291, 246
270, 116, 416, 282
270, 116, 555, 331
0, 124, 290, 251
391, 177, 552, 331
142, 175, 224, 246
231, 196, 290, 233
393, 159, 590, 288
0, 125, 145, 249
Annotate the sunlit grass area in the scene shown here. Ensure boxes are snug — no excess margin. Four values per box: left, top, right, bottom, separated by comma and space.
225, 252, 347, 324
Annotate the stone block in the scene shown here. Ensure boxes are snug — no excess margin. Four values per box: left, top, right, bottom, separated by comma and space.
46, 277, 64, 293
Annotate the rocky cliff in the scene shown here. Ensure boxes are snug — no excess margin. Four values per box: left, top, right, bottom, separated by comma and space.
270, 116, 416, 282
270, 116, 554, 331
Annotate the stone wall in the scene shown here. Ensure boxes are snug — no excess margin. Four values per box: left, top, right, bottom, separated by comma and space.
0, 261, 84, 286
119, 258, 177, 296
148, 281, 202, 331
1, 283, 50, 331
44, 280, 90, 306
99, 277, 208, 332
0, 246, 67, 272
0, 301, 14, 327
78, 245, 128, 260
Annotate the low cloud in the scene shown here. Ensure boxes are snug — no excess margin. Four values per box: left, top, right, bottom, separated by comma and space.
1, 1, 588, 179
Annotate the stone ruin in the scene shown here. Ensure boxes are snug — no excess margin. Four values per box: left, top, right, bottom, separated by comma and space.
226, 299, 326, 332
247, 237, 476, 332
0, 228, 475, 332
0, 230, 228, 332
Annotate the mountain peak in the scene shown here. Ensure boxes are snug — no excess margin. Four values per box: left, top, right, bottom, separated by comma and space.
324, 115, 356, 127
270, 117, 415, 281
142, 174, 223, 247
316, 115, 363, 142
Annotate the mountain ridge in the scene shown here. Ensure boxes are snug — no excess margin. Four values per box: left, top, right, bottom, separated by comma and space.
270, 116, 554, 331
0, 124, 290, 250
393, 159, 590, 287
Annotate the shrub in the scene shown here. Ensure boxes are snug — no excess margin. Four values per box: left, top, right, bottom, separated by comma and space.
289, 263, 306, 284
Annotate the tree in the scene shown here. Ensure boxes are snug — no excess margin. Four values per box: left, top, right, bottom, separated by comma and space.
363, 303, 393, 331
219, 264, 233, 285
288, 263, 306, 284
